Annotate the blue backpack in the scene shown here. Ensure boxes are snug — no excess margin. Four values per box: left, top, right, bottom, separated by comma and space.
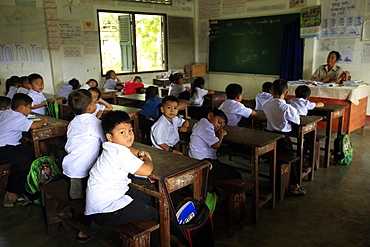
333, 134, 353, 165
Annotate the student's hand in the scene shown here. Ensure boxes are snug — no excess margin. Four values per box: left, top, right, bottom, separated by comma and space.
173, 150, 184, 155
216, 128, 227, 138
179, 126, 188, 132
137, 150, 152, 161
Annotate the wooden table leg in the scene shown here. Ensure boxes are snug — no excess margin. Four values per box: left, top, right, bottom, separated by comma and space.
158, 184, 170, 247
297, 131, 304, 185
251, 148, 259, 224
132, 113, 140, 142
268, 146, 276, 209
323, 112, 333, 168
307, 130, 316, 181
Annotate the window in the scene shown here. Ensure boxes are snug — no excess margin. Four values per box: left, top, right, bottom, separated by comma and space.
98, 11, 168, 75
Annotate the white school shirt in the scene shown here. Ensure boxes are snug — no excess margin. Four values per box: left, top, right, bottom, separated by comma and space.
92, 103, 106, 116
151, 115, 185, 149
6, 86, 18, 99
103, 78, 117, 90
288, 98, 316, 116
190, 87, 208, 106
57, 83, 73, 101
62, 113, 105, 178
28, 89, 46, 115
168, 83, 186, 98
189, 118, 219, 160
85, 142, 144, 215
0, 109, 33, 147
255, 92, 273, 110
218, 99, 252, 127
263, 98, 300, 133
17, 87, 30, 94
80, 84, 90, 90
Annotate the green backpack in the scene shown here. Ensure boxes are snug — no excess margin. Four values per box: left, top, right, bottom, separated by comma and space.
45, 100, 59, 119
333, 134, 353, 165
25, 156, 62, 205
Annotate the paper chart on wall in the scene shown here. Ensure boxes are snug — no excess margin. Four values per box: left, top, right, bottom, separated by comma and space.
0, 44, 43, 63
59, 19, 82, 45
199, 0, 220, 20
246, 3, 286, 12
62, 0, 80, 18
337, 39, 355, 51
45, 0, 60, 51
64, 46, 81, 57
222, 0, 247, 15
361, 42, 370, 63
318, 39, 336, 51
337, 51, 353, 64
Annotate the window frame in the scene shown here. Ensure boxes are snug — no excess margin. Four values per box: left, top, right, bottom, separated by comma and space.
97, 10, 168, 77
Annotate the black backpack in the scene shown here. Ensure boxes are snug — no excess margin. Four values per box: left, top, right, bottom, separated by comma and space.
333, 134, 353, 165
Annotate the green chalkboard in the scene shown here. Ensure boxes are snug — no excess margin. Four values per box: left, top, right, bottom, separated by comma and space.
209, 14, 299, 75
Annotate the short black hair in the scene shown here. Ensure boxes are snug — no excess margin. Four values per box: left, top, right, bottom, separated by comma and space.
295, 85, 311, 99
6, 76, 21, 94
262, 81, 272, 93
272, 79, 288, 96
169, 72, 184, 84
11, 93, 33, 110
101, 110, 131, 136
88, 87, 101, 99
19, 76, 29, 87
161, 95, 179, 106
105, 70, 115, 79
68, 78, 80, 90
193, 77, 205, 88
210, 109, 228, 126
132, 76, 142, 81
145, 86, 159, 101
0, 96, 11, 109
87, 78, 98, 87
28, 73, 43, 84
329, 51, 341, 61
225, 83, 242, 100
68, 89, 92, 115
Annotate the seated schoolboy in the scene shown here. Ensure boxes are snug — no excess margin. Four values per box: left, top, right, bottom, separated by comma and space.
85, 111, 158, 245
0, 96, 11, 112
123, 76, 144, 95
189, 109, 241, 181
62, 89, 105, 242
88, 87, 113, 119
263, 79, 306, 195
5, 76, 21, 99
80, 78, 98, 90
288, 85, 324, 116
103, 70, 124, 90
255, 81, 273, 110
17, 76, 31, 94
150, 96, 189, 155
0, 93, 47, 207
168, 72, 190, 98
27, 73, 48, 115
57, 78, 80, 103
218, 83, 257, 126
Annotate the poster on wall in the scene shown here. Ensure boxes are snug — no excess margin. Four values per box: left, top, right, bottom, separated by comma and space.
337, 51, 353, 64
300, 5, 321, 38
321, 0, 364, 38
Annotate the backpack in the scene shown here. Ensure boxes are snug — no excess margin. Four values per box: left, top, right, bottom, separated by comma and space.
45, 100, 59, 119
25, 156, 62, 205
333, 134, 353, 165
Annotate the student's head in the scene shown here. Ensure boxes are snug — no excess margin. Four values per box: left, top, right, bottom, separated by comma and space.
327, 51, 341, 68
169, 72, 184, 85
225, 83, 243, 101
262, 81, 272, 93
88, 87, 101, 104
68, 78, 80, 90
295, 85, 311, 99
106, 70, 116, 80
145, 86, 159, 101
207, 109, 228, 132
6, 76, 21, 93
86, 79, 98, 88
20, 76, 31, 89
0, 96, 11, 110
28, 73, 44, 93
101, 111, 134, 148
271, 79, 289, 98
193, 77, 205, 89
11, 93, 33, 116
132, 76, 142, 83
67, 89, 96, 115
160, 96, 179, 120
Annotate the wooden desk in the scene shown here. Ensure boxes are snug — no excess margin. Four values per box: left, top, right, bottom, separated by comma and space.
117, 94, 190, 118
29, 115, 69, 158
100, 88, 117, 104
130, 143, 210, 246
309, 103, 348, 168
203, 91, 226, 109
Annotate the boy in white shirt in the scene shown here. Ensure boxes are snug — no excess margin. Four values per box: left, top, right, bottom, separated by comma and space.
189, 109, 241, 181
88, 87, 113, 119
62, 89, 105, 242
85, 111, 158, 245
27, 73, 47, 115
263, 79, 305, 195
289, 85, 324, 115
0, 96, 11, 112
218, 83, 257, 126
255, 81, 273, 110
0, 94, 47, 207
150, 96, 189, 155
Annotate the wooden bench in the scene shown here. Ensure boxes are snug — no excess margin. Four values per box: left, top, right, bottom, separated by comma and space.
211, 179, 254, 237
315, 134, 327, 169
0, 163, 12, 198
41, 179, 159, 247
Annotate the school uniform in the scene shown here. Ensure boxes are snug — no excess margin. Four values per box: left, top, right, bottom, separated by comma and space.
62, 113, 105, 179
139, 97, 162, 121
312, 64, 343, 81
6, 86, 18, 99
17, 87, 29, 94
80, 84, 90, 90
190, 87, 208, 106
288, 98, 316, 116
168, 83, 186, 98
103, 78, 117, 90
92, 103, 106, 117
56, 83, 73, 101
28, 89, 46, 115
255, 92, 273, 110
0, 109, 34, 194
150, 115, 184, 150
218, 99, 252, 126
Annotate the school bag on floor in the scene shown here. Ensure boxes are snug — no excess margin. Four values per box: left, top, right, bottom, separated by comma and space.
333, 134, 353, 165
25, 156, 62, 205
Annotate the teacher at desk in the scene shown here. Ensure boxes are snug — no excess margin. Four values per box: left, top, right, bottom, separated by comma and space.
311, 51, 343, 83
